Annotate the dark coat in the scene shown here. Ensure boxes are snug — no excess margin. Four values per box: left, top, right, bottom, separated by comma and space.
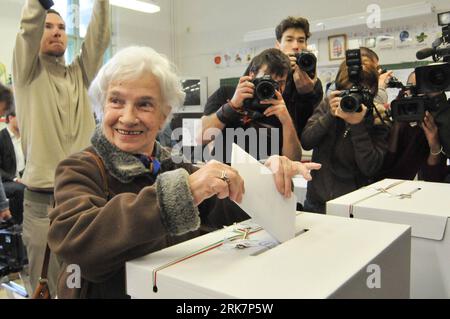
301, 98, 390, 208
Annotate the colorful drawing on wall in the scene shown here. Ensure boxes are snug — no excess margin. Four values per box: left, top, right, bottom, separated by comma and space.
415, 32, 428, 46
0, 63, 7, 84
328, 34, 347, 61
397, 30, 413, 47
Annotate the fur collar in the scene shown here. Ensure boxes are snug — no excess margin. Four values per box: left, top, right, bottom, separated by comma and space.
91, 126, 172, 183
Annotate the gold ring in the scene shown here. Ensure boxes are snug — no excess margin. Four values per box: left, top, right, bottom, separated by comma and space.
220, 170, 230, 183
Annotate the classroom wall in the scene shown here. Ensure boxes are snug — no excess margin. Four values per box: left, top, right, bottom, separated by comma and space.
173, 0, 450, 95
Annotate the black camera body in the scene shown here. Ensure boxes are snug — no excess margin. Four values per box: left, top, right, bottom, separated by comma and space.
339, 49, 375, 113
340, 87, 374, 113
415, 62, 450, 94
415, 12, 450, 94
0, 221, 27, 278
296, 51, 317, 79
243, 75, 279, 117
390, 96, 432, 123
391, 12, 450, 123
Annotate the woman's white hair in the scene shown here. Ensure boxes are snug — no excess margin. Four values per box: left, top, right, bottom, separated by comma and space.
89, 46, 185, 122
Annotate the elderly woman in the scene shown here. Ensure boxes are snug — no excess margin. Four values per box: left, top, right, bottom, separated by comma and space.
48, 46, 320, 299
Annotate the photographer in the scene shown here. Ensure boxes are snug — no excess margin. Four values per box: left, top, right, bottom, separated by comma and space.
378, 72, 449, 182
199, 48, 302, 164
327, 47, 394, 107
301, 53, 390, 214
275, 16, 324, 138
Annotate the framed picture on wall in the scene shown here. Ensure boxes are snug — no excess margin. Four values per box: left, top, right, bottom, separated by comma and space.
328, 34, 347, 61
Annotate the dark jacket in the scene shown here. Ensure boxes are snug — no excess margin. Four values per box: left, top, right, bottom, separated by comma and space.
48, 127, 218, 299
203, 86, 283, 164
283, 75, 324, 138
301, 98, 390, 209
376, 122, 448, 182
0, 128, 18, 182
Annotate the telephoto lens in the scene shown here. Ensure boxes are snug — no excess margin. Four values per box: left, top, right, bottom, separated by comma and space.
296, 51, 317, 78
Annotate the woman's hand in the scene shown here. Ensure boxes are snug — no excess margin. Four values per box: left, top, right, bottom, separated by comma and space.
328, 91, 342, 116
188, 160, 245, 206
335, 105, 368, 125
422, 111, 441, 154
265, 156, 321, 198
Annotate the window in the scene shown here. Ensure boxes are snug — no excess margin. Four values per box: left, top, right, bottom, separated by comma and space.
52, 0, 113, 64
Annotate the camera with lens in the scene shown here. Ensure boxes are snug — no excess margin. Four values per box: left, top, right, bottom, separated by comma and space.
339, 49, 375, 113
415, 11, 450, 94
391, 11, 450, 122
390, 95, 433, 123
295, 51, 317, 79
0, 220, 27, 278
243, 75, 280, 123
380, 68, 405, 89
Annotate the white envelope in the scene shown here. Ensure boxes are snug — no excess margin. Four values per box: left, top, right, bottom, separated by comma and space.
230, 143, 296, 243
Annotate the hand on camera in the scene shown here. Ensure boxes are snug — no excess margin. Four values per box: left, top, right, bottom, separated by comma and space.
261, 90, 292, 125
329, 91, 342, 116
379, 70, 394, 89
265, 155, 321, 198
335, 105, 368, 125
0, 209, 12, 222
229, 76, 255, 109
188, 160, 245, 206
422, 111, 441, 154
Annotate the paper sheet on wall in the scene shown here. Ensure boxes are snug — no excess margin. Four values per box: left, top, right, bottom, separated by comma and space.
231, 143, 296, 243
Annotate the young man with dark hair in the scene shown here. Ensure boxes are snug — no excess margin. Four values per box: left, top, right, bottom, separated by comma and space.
13, 0, 111, 296
199, 48, 302, 164
0, 108, 26, 224
275, 16, 324, 138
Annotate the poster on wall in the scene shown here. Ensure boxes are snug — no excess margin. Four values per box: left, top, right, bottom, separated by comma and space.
214, 48, 254, 69
397, 30, 413, 48
328, 34, 347, 61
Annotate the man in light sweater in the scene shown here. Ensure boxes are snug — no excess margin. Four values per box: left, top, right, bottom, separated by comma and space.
13, 0, 110, 297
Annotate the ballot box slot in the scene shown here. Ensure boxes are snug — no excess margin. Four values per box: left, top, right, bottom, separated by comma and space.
249, 229, 309, 256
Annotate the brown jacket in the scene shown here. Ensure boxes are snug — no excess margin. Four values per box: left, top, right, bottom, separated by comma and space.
48, 127, 215, 298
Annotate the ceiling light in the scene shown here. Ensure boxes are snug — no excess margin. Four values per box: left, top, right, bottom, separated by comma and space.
110, 0, 160, 14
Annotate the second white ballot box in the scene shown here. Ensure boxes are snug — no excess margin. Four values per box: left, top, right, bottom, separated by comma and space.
327, 179, 450, 299
126, 213, 410, 299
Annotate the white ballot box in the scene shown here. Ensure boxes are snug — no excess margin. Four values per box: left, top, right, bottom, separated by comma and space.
327, 179, 450, 299
126, 213, 410, 299
293, 176, 307, 206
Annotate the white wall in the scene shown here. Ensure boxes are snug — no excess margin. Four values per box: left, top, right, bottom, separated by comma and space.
173, 0, 450, 95
1, 0, 449, 95
0, 0, 23, 82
